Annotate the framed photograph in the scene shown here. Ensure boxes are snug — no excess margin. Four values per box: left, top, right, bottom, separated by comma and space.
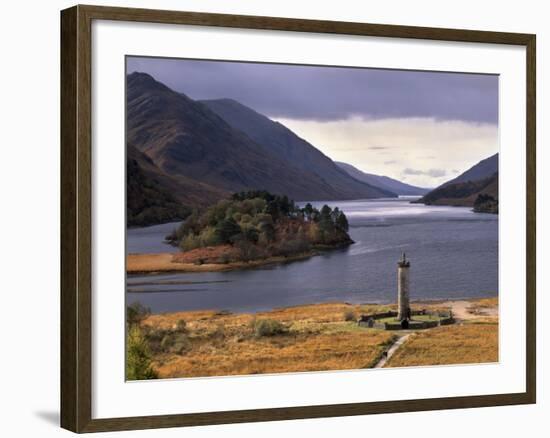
60, 4, 536, 433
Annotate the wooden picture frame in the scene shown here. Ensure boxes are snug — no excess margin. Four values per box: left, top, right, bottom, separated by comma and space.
61, 4, 536, 433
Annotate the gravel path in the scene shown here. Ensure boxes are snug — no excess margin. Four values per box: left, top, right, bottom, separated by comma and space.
374, 334, 411, 368
439, 300, 498, 321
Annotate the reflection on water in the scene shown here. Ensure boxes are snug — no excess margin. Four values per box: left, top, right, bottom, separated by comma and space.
127, 197, 498, 314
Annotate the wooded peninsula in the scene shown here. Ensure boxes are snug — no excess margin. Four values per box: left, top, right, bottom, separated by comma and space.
160, 190, 352, 267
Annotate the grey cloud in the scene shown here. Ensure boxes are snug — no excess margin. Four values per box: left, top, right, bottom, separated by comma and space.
127, 57, 498, 124
429, 169, 447, 177
402, 168, 424, 175
384, 160, 397, 165
403, 168, 447, 178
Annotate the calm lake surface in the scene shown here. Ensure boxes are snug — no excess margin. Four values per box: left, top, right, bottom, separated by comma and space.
127, 197, 498, 314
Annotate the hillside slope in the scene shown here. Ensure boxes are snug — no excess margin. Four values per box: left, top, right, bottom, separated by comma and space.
127, 144, 227, 226
415, 153, 499, 212
417, 172, 498, 207
127, 72, 394, 202
335, 161, 428, 196
443, 153, 498, 186
201, 98, 395, 199
127, 145, 190, 227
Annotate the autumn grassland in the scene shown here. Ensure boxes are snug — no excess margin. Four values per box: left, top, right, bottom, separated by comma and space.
133, 298, 498, 379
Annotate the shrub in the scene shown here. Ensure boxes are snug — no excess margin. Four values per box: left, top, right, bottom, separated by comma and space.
160, 332, 191, 354
126, 302, 151, 326
171, 337, 191, 354
211, 323, 226, 340
126, 325, 157, 380
217, 254, 231, 264
235, 239, 265, 262
180, 234, 201, 251
142, 327, 168, 353
254, 319, 287, 337
198, 226, 220, 247
175, 319, 187, 332
174, 210, 201, 240
273, 238, 310, 257
344, 310, 356, 322
160, 333, 173, 351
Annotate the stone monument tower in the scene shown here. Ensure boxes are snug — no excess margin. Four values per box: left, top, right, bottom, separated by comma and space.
397, 253, 411, 321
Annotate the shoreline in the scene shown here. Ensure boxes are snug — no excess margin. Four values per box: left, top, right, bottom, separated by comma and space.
127, 239, 354, 274
127, 250, 321, 274
139, 297, 498, 318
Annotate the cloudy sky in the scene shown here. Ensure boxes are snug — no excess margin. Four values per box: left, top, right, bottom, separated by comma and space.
127, 56, 499, 188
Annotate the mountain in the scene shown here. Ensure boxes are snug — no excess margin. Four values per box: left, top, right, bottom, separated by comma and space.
200, 98, 395, 199
442, 153, 498, 186
335, 161, 429, 196
127, 144, 226, 226
127, 72, 395, 203
417, 172, 498, 207
127, 145, 191, 227
415, 153, 499, 211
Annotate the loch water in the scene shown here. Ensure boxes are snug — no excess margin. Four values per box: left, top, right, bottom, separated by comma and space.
126, 197, 498, 314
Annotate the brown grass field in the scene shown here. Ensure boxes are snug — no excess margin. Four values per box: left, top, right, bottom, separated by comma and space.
136, 298, 498, 379
386, 322, 499, 367
127, 251, 315, 274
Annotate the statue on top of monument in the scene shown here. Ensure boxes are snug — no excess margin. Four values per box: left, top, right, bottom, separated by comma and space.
398, 252, 410, 268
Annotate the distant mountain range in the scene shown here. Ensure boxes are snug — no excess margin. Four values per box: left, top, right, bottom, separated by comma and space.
415, 153, 498, 211
335, 162, 429, 196
126, 72, 441, 225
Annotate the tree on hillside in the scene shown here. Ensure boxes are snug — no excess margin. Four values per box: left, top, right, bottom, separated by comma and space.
303, 203, 314, 221
333, 208, 349, 231
318, 205, 335, 234
215, 217, 242, 243
258, 218, 275, 243
242, 226, 259, 243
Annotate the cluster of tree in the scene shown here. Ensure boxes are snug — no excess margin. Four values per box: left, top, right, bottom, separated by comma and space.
473, 194, 498, 214
166, 191, 352, 262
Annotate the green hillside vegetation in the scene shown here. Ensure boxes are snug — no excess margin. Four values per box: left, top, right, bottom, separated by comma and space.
127, 155, 191, 227
166, 191, 352, 263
